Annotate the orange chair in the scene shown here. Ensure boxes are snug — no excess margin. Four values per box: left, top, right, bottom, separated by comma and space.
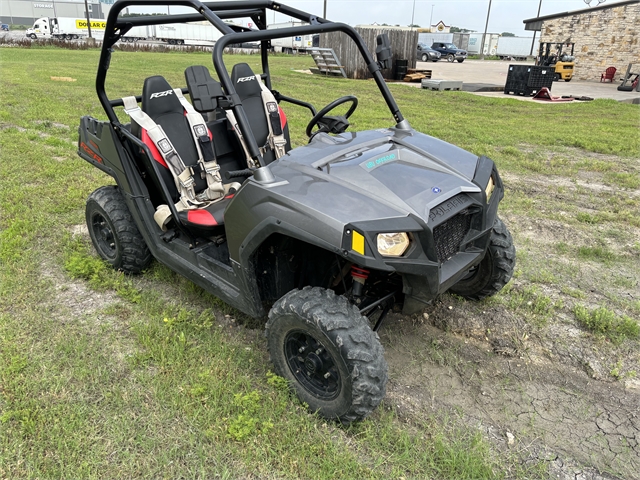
600, 66, 616, 83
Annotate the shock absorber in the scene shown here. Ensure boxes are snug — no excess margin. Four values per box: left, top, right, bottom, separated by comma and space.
350, 266, 369, 300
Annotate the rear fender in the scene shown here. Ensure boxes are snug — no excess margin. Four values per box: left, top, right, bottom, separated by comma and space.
78, 116, 123, 181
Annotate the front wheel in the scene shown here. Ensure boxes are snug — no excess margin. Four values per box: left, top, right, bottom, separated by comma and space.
449, 217, 516, 300
457, 59, 465, 63
564, 77, 572, 82
266, 287, 388, 424
86, 186, 152, 274
30, 33, 37, 39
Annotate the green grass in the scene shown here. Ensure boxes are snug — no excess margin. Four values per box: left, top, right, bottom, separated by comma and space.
573, 305, 639, 344
1, 44, 639, 479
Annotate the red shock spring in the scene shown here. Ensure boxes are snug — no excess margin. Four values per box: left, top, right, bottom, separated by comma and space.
350, 266, 369, 298
351, 266, 370, 280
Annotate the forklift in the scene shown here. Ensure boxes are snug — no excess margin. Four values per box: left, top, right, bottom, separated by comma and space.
537, 42, 575, 82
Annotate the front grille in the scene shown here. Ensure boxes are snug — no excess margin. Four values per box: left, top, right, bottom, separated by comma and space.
433, 211, 472, 263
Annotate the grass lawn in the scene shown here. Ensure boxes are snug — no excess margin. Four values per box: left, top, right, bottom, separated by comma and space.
1, 45, 638, 479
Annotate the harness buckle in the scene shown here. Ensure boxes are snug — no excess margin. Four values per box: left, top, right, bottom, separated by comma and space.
178, 167, 195, 189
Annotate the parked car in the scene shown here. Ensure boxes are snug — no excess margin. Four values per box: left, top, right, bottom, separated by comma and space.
416, 43, 440, 62
431, 42, 467, 63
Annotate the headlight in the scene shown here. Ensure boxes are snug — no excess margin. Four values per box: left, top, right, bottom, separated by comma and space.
485, 175, 495, 200
377, 232, 410, 257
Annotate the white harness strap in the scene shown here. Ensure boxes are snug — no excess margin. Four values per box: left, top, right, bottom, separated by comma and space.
173, 89, 225, 202
122, 95, 201, 209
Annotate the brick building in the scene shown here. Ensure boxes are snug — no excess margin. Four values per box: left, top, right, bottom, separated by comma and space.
524, 0, 640, 81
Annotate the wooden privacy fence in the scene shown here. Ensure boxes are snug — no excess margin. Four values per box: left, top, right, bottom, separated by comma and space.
319, 27, 419, 80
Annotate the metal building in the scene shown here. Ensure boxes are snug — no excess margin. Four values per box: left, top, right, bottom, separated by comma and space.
0, 0, 112, 25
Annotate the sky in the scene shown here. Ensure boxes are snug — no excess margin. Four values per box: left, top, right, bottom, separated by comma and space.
128, 0, 623, 38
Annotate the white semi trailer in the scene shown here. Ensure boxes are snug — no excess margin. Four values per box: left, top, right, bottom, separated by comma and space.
267, 21, 316, 53
121, 23, 226, 45
496, 37, 535, 60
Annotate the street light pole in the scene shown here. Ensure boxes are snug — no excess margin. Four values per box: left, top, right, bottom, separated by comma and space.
323, 0, 327, 18
479, 0, 492, 60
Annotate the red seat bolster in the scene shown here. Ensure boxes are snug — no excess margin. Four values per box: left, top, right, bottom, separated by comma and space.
278, 106, 287, 130
187, 209, 218, 226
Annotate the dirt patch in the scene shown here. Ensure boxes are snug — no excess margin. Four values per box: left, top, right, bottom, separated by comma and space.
377, 151, 639, 479
379, 301, 639, 479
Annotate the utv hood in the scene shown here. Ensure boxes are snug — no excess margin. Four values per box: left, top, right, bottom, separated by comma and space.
271, 128, 483, 224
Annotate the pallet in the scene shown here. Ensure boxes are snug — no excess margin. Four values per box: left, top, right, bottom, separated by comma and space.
407, 68, 432, 76
402, 69, 432, 82
404, 73, 430, 82
421, 79, 463, 91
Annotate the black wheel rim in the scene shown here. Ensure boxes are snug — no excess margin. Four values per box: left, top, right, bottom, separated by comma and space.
91, 212, 117, 260
284, 330, 341, 400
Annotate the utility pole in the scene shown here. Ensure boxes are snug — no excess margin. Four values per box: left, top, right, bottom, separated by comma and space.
429, 4, 434, 30
411, 0, 416, 28
529, 0, 543, 56
84, 0, 92, 38
323, 0, 327, 18
479, 0, 492, 60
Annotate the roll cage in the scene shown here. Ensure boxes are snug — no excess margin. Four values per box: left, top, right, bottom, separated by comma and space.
98, 0, 408, 168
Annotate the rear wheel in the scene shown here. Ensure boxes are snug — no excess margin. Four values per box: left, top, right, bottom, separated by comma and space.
421, 53, 428, 62
564, 77, 572, 82
447, 54, 455, 62
266, 287, 388, 424
449, 217, 515, 300
86, 186, 152, 274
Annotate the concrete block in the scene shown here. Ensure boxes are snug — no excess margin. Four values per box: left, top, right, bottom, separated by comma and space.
421, 79, 463, 91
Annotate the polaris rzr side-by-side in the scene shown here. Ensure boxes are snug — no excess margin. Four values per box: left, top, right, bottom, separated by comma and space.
78, 0, 516, 423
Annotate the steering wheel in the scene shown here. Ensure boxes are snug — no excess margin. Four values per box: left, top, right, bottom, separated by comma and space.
305, 95, 358, 137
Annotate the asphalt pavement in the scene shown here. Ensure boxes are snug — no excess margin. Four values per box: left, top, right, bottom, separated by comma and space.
415, 59, 640, 104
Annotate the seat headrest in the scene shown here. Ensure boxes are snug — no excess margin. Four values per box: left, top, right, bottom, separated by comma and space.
231, 63, 262, 98
142, 76, 183, 117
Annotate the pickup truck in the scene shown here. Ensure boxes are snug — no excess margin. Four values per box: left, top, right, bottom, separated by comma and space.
431, 42, 467, 63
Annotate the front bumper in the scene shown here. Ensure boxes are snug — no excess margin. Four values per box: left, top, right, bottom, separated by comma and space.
342, 157, 503, 313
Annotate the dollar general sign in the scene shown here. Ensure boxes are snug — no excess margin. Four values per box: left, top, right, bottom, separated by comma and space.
75, 20, 107, 29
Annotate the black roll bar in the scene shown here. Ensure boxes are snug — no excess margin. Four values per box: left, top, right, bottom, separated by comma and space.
97, 0, 406, 163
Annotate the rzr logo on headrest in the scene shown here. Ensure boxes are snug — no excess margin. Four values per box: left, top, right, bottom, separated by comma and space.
150, 89, 174, 99
237, 76, 256, 83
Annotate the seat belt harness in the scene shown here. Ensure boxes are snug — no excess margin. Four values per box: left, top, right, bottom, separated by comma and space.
258, 82, 287, 159
174, 89, 225, 203
122, 96, 201, 208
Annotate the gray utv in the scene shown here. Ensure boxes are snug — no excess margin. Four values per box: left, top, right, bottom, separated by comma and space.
78, 0, 516, 423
